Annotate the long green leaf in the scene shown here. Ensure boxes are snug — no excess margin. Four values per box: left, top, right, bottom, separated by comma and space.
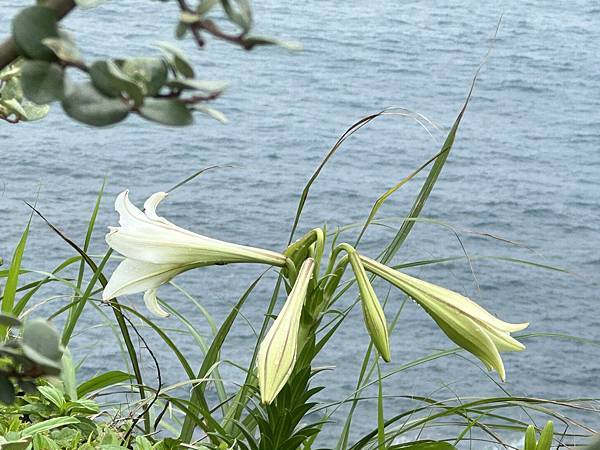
64, 180, 105, 343
179, 274, 264, 443
21, 417, 79, 436
378, 77, 477, 265
77, 370, 134, 398
0, 220, 30, 339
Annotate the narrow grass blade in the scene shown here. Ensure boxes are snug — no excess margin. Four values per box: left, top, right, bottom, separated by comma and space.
377, 361, 385, 450
179, 274, 264, 443
77, 370, 135, 398
0, 219, 30, 339
66, 180, 105, 340
378, 77, 478, 265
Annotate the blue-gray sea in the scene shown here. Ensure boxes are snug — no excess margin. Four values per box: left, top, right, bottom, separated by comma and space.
1, 1, 599, 447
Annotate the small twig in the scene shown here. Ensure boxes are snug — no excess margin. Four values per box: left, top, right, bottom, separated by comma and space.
61, 59, 90, 73
175, 0, 250, 50
0, 115, 20, 124
181, 91, 222, 104
176, 0, 205, 47
196, 19, 247, 46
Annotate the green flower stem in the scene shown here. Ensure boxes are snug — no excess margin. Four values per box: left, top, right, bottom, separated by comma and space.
284, 228, 324, 279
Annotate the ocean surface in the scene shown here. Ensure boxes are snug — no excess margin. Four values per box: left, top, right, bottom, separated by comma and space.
1, 0, 599, 447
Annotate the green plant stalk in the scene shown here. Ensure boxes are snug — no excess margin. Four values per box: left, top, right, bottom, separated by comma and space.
61, 250, 111, 346
334, 296, 404, 450
222, 271, 290, 437
179, 276, 263, 443
378, 72, 476, 265
376, 362, 385, 450
64, 180, 104, 345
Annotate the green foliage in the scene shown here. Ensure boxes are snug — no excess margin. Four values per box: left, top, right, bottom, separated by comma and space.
249, 368, 323, 450
2, 0, 299, 127
389, 442, 457, 449
0, 63, 49, 122
0, 347, 181, 449
61, 82, 130, 126
20, 61, 65, 104
0, 317, 64, 406
11, 6, 60, 62
1, 154, 596, 449
0, 9, 596, 446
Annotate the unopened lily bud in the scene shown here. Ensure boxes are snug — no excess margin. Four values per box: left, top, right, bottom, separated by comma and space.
360, 255, 528, 381
257, 258, 314, 404
348, 251, 391, 362
536, 421, 554, 450
102, 191, 287, 317
524, 425, 536, 450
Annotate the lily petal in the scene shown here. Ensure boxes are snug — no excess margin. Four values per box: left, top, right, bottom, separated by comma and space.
107, 190, 287, 267
102, 258, 191, 301
143, 288, 170, 318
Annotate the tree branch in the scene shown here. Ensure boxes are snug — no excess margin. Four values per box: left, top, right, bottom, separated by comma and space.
0, 0, 77, 71
175, 0, 249, 50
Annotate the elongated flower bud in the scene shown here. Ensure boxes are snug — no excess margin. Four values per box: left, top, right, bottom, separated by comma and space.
348, 251, 391, 362
536, 421, 554, 450
360, 255, 528, 381
257, 258, 314, 404
524, 425, 537, 450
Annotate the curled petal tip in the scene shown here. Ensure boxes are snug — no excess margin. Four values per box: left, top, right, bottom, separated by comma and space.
115, 190, 129, 207
144, 192, 169, 220
144, 288, 170, 318
511, 322, 529, 332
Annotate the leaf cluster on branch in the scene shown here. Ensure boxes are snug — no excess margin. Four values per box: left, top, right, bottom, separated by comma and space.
0, 0, 300, 126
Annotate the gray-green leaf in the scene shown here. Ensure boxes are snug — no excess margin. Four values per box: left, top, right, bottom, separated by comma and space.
62, 83, 129, 126
0, 313, 21, 327
74, 0, 107, 8
22, 319, 62, 362
157, 42, 194, 78
42, 34, 82, 65
0, 375, 16, 405
120, 58, 168, 97
21, 61, 64, 104
242, 35, 302, 51
221, 0, 252, 33
167, 79, 228, 93
12, 6, 60, 61
193, 105, 228, 124
139, 98, 193, 126
20, 101, 50, 121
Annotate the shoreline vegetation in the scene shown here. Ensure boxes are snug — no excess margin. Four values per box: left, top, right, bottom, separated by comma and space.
1, 1, 598, 449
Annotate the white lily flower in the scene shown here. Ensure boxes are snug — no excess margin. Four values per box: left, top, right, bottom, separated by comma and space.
360, 255, 528, 381
257, 258, 314, 404
102, 190, 288, 317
